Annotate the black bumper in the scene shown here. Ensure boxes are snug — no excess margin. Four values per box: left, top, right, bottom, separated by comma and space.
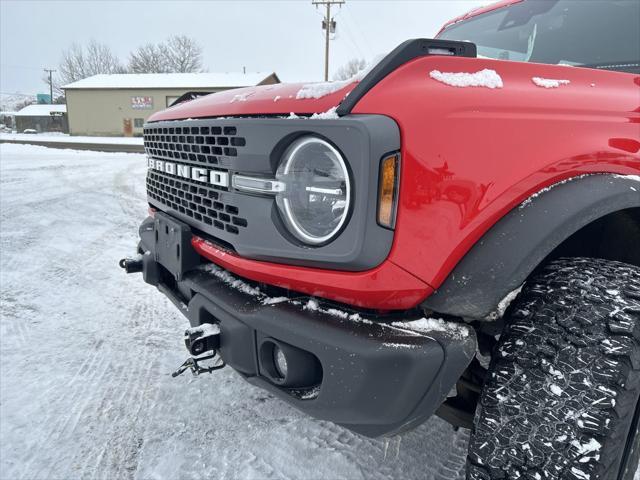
136, 215, 476, 437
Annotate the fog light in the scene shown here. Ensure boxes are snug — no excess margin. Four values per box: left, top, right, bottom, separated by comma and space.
274, 345, 288, 379
258, 338, 322, 388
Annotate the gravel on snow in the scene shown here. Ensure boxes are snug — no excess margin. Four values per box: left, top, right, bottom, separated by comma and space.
0, 143, 470, 480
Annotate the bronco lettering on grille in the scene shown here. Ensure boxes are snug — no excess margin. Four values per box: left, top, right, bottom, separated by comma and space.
148, 158, 229, 188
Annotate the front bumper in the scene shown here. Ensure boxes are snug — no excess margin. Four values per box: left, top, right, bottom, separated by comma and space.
136, 214, 476, 437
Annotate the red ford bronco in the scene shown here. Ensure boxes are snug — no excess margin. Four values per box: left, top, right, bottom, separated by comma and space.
121, 0, 640, 477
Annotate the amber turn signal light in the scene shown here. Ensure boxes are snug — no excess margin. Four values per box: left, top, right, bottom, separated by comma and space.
377, 153, 400, 228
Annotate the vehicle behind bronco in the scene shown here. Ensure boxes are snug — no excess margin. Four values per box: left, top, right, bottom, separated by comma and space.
121, 0, 640, 477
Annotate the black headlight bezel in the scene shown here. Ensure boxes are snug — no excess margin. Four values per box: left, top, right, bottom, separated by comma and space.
144, 115, 399, 271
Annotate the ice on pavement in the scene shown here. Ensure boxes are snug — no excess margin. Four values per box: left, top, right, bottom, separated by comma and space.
0, 143, 470, 480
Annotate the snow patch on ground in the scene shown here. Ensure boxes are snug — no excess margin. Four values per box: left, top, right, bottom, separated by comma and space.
0, 143, 476, 480
429, 69, 503, 89
531, 77, 570, 88
0, 132, 143, 145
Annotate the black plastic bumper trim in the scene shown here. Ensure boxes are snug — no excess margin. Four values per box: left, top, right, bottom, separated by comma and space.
186, 269, 475, 437
137, 215, 476, 437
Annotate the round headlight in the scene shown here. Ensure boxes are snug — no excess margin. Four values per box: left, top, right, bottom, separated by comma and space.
276, 136, 350, 245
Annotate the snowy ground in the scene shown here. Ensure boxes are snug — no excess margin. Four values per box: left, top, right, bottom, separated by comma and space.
0, 132, 143, 145
0, 143, 469, 480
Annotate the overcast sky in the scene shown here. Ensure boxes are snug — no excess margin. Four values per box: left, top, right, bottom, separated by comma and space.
0, 0, 486, 96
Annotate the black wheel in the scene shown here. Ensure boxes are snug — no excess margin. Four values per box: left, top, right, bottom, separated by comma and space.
467, 258, 640, 479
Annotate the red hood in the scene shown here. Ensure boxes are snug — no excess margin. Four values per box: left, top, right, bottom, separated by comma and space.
148, 81, 359, 122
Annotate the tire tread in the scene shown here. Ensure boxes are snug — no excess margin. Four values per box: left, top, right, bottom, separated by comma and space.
467, 258, 640, 480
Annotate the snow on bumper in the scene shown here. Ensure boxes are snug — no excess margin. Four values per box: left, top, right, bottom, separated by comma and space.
135, 219, 476, 437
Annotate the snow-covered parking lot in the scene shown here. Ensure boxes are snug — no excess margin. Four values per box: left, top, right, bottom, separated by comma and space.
0, 143, 470, 480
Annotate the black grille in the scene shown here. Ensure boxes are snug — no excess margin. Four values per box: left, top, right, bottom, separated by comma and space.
143, 125, 247, 166
146, 170, 248, 235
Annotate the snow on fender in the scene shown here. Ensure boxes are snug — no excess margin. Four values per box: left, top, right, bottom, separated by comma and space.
429, 69, 504, 89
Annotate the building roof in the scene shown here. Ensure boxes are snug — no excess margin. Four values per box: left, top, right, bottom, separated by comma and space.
15, 104, 67, 117
62, 72, 278, 90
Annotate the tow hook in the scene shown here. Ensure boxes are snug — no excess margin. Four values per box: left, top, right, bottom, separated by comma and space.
119, 257, 143, 273
172, 324, 226, 377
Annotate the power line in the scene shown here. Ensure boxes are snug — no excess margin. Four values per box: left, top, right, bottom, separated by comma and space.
342, 5, 373, 59
338, 15, 366, 60
44, 68, 56, 103
0, 63, 45, 71
0, 92, 37, 97
311, 0, 345, 81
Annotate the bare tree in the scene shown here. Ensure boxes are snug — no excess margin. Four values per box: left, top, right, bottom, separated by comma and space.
161, 35, 204, 73
59, 40, 125, 84
128, 43, 169, 73
333, 58, 366, 81
14, 98, 36, 111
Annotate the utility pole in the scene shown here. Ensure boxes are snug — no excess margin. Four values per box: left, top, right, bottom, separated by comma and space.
44, 68, 56, 103
312, 0, 344, 81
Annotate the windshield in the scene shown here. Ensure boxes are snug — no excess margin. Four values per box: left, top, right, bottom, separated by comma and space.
438, 0, 640, 73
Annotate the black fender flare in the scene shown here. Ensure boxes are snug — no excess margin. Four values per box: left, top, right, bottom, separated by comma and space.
421, 174, 640, 319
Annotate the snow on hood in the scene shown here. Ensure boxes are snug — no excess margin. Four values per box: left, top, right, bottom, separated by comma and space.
296, 66, 372, 100
148, 61, 381, 122
149, 79, 358, 122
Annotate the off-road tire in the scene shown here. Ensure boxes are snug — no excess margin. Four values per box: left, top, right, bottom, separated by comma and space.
467, 257, 640, 479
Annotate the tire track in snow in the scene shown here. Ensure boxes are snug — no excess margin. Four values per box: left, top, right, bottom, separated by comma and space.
63, 284, 171, 479
1, 144, 471, 480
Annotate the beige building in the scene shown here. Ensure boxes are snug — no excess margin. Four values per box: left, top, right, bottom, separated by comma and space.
63, 72, 280, 136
